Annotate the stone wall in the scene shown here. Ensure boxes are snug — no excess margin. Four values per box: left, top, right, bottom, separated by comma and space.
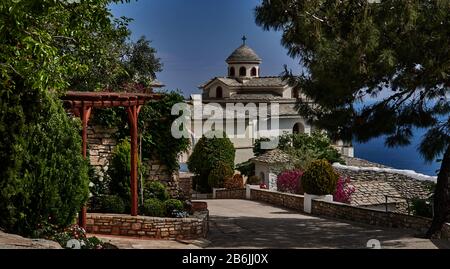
214, 188, 246, 199
87, 125, 118, 179
86, 212, 208, 240
179, 172, 193, 199
250, 188, 304, 211
311, 199, 431, 232
145, 157, 180, 198
87, 124, 181, 197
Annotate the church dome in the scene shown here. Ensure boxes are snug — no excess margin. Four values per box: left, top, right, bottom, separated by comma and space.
226, 44, 262, 64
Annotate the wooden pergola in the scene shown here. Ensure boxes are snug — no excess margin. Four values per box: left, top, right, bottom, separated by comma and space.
62, 91, 162, 228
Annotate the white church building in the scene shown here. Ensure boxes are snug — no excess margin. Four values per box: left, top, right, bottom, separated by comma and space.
185, 37, 353, 164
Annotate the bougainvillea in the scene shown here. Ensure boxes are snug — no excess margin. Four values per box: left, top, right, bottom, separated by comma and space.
277, 169, 304, 194
333, 177, 356, 204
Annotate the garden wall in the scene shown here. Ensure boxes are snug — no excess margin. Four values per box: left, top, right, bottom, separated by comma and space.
310, 199, 431, 232
249, 187, 304, 211
86, 211, 208, 240
213, 188, 246, 199
214, 186, 450, 240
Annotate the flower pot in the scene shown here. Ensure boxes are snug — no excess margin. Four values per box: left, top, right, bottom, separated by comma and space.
304, 193, 333, 213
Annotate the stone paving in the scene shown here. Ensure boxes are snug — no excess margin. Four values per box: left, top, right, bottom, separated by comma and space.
203, 199, 449, 249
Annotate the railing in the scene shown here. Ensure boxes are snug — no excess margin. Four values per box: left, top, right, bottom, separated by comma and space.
384, 194, 434, 217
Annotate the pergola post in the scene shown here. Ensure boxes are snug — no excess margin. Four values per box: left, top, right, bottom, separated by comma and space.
127, 105, 141, 216
79, 104, 91, 229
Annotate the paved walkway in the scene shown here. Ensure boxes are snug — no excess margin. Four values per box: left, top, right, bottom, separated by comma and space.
203, 199, 449, 249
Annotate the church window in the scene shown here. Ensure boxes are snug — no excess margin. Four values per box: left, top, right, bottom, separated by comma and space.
229, 67, 235, 77
239, 66, 246, 76
216, 86, 223, 98
251, 67, 257, 76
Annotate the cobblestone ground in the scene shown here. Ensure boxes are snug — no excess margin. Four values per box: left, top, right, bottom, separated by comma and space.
202, 199, 449, 249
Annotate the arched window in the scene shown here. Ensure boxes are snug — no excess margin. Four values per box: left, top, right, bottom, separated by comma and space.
251, 67, 257, 76
293, 122, 305, 134
239, 66, 246, 76
216, 86, 223, 98
293, 89, 299, 99
229, 67, 235, 77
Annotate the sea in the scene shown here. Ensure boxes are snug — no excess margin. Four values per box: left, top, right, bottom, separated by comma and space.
353, 128, 441, 176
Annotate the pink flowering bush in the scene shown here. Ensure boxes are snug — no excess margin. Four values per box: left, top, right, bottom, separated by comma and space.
333, 177, 356, 204
277, 169, 304, 194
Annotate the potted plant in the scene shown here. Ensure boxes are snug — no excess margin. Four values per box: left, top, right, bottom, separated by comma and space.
301, 159, 338, 213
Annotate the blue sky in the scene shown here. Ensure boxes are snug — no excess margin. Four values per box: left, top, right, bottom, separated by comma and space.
109, 0, 302, 97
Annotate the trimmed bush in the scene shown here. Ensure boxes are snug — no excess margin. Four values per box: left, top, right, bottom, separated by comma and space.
277, 170, 304, 194
301, 159, 339, 195
163, 199, 184, 217
247, 175, 261, 185
333, 177, 355, 204
142, 198, 165, 217
98, 195, 126, 214
188, 130, 235, 192
144, 181, 169, 201
208, 161, 234, 188
224, 174, 245, 189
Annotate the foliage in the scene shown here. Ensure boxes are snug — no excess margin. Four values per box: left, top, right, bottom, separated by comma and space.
188, 131, 235, 192
255, 0, 450, 235
236, 161, 255, 177
208, 162, 234, 189
0, 91, 90, 236
301, 160, 339, 195
92, 91, 190, 173
144, 181, 169, 201
163, 199, 184, 217
142, 198, 165, 217
97, 195, 126, 214
49, 224, 116, 249
224, 174, 245, 189
108, 139, 132, 205
138, 91, 190, 172
412, 198, 433, 218
333, 177, 356, 204
0, 0, 134, 236
247, 175, 262, 185
277, 170, 304, 194
253, 137, 272, 156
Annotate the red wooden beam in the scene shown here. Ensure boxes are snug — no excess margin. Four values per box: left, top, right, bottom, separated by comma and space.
79, 104, 91, 229
127, 105, 139, 216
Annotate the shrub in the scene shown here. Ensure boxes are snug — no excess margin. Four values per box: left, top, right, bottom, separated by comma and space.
187, 130, 235, 192
333, 177, 355, 204
277, 170, 304, 194
48, 224, 116, 249
207, 161, 234, 188
0, 90, 89, 236
144, 181, 169, 201
108, 139, 132, 204
163, 199, 184, 217
142, 198, 165, 217
98, 195, 126, 214
302, 159, 339, 195
247, 175, 261, 185
224, 174, 245, 189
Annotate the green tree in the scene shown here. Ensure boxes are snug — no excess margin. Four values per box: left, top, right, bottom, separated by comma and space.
188, 131, 235, 192
0, 0, 133, 235
255, 0, 450, 237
